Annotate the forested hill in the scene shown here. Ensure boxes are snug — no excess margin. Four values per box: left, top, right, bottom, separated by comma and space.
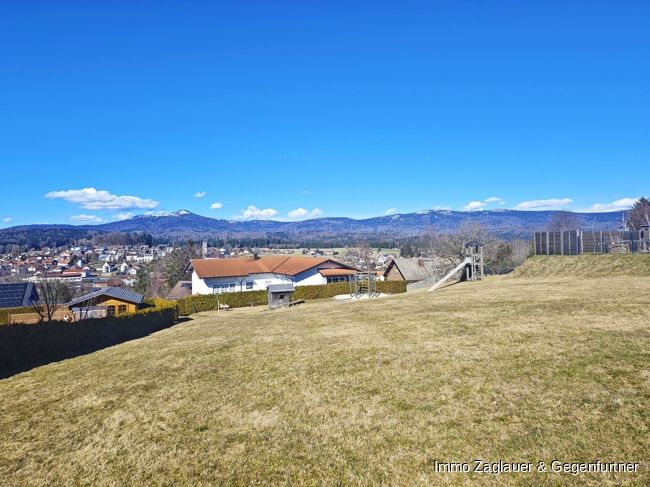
0, 209, 626, 248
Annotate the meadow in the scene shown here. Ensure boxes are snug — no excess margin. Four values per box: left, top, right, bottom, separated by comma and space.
0, 256, 648, 485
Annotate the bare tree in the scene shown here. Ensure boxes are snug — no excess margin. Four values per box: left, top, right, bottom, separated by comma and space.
427, 222, 494, 262
343, 240, 373, 271
74, 294, 99, 321
31, 278, 70, 322
627, 197, 650, 230
546, 211, 579, 232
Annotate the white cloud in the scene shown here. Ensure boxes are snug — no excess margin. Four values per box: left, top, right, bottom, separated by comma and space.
514, 198, 573, 210
113, 213, 134, 221
433, 205, 452, 211
194, 191, 206, 198
210, 202, 223, 209
301, 190, 311, 195
240, 205, 279, 219
46, 187, 159, 210
462, 200, 487, 211
485, 196, 505, 204
70, 214, 104, 223
462, 196, 505, 211
589, 197, 637, 212
287, 207, 323, 219
3, 217, 12, 223
385, 208, 397, 215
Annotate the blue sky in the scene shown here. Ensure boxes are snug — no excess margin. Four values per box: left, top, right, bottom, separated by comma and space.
1, 1, 648, 226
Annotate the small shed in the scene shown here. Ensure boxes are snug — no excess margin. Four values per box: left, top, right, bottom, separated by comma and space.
267, 284, 295, 309
68, 287, 145, 316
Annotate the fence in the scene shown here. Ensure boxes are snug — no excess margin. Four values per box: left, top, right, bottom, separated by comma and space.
534, 230, 650, 255
0, 305, 177, 379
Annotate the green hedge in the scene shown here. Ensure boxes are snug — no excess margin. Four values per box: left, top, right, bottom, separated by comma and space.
0, 305, 178, 379
377, 280, 408, 294
176, 291, 267, 316
175, 280, 407, 316
0, 307, 33, 325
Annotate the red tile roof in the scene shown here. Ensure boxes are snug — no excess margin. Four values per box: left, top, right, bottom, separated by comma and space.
190, 256, 354, 279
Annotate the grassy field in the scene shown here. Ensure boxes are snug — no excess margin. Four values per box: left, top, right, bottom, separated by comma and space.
512, 253, 650, 278
1, 261, 649, 485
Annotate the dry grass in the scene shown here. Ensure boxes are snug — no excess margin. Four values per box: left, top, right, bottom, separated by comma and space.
511, 253, 650, 279
1, 271, 649, 485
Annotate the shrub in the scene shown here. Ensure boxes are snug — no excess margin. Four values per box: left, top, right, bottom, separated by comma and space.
377, 280, 407, 294
176, 290, 267, 316
175, 281, 407, 316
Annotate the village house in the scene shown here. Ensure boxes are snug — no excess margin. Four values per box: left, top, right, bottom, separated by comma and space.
188, 256, 358, 295
383, 257, 439, 283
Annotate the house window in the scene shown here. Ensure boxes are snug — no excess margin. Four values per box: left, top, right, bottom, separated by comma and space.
118, 304, 127, 314
230, 283, 236, 292
246, 281, 254, 290
107, 305, 115, 316
328, 276, 345, 284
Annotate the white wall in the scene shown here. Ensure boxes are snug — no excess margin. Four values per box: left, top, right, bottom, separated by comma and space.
191, 264, 340, 295
192, 271, 294, 295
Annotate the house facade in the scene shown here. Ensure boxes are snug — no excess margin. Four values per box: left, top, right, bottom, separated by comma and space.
68, 287, 145, 317
189, 256, 358, 295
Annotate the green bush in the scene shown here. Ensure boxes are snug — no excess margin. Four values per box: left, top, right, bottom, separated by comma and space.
175, 280, 407, 316
176, 290, 267, 316
377, 280, 407, 294
293, 283, 350, 300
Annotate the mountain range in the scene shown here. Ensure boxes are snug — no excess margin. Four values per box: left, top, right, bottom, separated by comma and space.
0, 209, 627, 247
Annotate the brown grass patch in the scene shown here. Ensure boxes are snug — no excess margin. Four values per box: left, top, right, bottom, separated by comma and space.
1, 275, 648, 485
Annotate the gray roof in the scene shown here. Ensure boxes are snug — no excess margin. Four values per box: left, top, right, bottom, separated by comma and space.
0, 283, 39, 308
267, 284, 295, 293
68, 287, 145, 307
167, 281, 192, 300
385, 258, 439, 282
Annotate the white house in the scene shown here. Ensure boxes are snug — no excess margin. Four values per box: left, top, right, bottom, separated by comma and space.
189, 256, 358, 295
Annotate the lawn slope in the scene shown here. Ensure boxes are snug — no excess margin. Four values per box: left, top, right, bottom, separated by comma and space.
511, 253, 650, 279
1, 276, 649, 485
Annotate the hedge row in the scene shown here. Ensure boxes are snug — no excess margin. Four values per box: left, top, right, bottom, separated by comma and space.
176, 290, 267, 315
0, 304, 178, 379
175, 280, 407, 316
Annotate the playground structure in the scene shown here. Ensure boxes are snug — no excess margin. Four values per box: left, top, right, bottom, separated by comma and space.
349, 272, 379, 299
428, 241, 484, 292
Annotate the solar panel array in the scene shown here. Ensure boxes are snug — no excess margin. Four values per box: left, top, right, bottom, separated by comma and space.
0, 283, 31, 308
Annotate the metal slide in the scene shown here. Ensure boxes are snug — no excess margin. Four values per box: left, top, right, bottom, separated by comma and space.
428, 257, 471, 292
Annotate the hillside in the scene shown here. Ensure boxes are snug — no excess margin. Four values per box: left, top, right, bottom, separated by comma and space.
0, 209, 626, 246
1, 275, 648, 485
512, 254, 650, 279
